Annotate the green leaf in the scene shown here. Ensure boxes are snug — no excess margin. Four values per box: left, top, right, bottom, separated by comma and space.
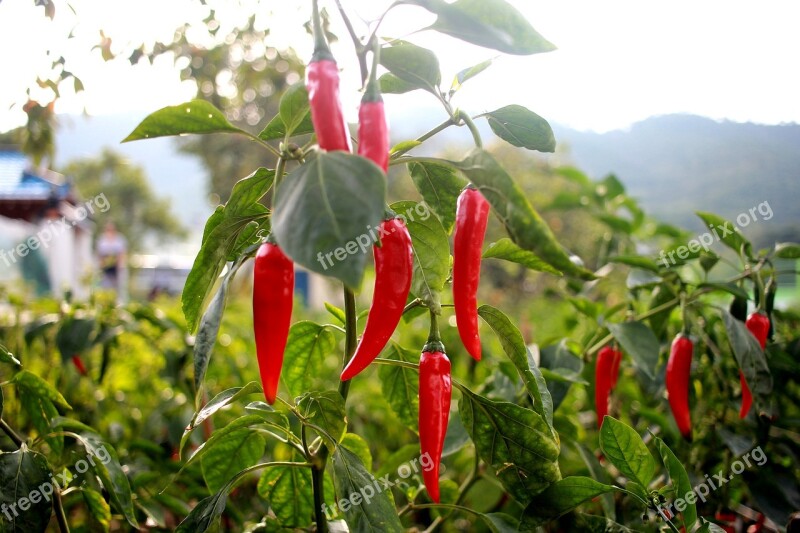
459, 389, 560, 503
0, 344, 21, 366
324, 302, 346, 325
51, 418, 138, 527
599, 416, 655, 488
281, 322, 336, 398
340, 433, 373, 472
721, 310, 773, 417
774, 242, 800, 259
378, 344, 420, 434
390, 201, 449, 311
539, 341, 584, 411
696, 211, 752, 257
520, 476, 616, 528
390, 139, 422, 155
184, 415, 266, 469
123, 99, 247, 142
451, 58, 493, 93
378, 72, 419, 94
478, 305, 554, 433
11, 370, 69, 409
608, 255, 661, 273
480, 512, 519, 533
278, 83, 312, 139
482, 238, 562, 275
331, 446, 404, 532
273, 152, 386, 289
12, 370, 70, 455
408, 162, 467, 233
451, 149, 594, 279
193, 262, 236, 392
655, 437, 697, 529
483, 105, 555, 152
297, 391, 347, 449
574, 443, 616, 519
572, 514, 634, 532
175, 466, 252, 532
413, 0, 556, 55
606, 322, 659, 379
257, 464, 314, 527
182, 167, 273, 331
0, 445, 52, 533
379, 42, 441, 93
55, 317, 95, 361
202, 428, 266, 493
698, 521, 728, 533
698, 282, 750, 300
82, 488, 112, 532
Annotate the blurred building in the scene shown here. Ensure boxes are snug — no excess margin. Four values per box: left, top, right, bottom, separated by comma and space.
0, 146, 94, 298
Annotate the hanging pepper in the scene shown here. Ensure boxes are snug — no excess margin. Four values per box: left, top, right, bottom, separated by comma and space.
594, 346, 621, 428
341, 216, 413, 380
356, 67, 389, 171
253, 240, 294, 404
452, 185, 490, 361
740, 311, 770, 418
666, 334, 693, 439
306, 0, 351, 153
419, 338, 451, 503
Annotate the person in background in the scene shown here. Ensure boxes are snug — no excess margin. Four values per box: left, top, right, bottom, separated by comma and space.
96, 221, 127, 295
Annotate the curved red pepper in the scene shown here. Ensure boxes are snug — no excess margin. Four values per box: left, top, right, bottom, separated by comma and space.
306, 2, 350, 153
419, 348, 451, 503
253, 241, 294, 404
594, 346, 619, 428
357, 79, 388, 172
740, 311, 769, 418
453, 186, 490, 361
341, 218, 413, 380
666, 334, 693, 439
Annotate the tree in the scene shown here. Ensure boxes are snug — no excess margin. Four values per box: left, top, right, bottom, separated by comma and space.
61, 148, 186, 251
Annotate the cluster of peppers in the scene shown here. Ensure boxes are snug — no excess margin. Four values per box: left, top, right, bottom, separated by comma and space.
595, 307, 772, 440
251, 14, 491, 503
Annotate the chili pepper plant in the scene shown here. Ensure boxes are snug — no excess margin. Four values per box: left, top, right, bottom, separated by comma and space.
106, 1, 800, 531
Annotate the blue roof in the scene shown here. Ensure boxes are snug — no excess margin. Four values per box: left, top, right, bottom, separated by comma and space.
0, 149, 69, 200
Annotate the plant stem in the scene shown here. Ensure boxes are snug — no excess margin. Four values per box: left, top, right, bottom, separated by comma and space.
338, 287, 358, 401
455, 110, 482, 149
333, 0, 368, 84
390, 119, 455, 160
273, 156, 287, 198
312, 465, 329, 533
53, 489, 70, 533
0, 419, 24, 447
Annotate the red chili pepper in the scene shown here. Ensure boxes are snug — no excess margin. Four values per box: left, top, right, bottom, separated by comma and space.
357, 77, 388, 172
453, 186, 490, 361
253, 241, 294, 404
71, 354, 87, 376
594, 346, 619, 428
341, 217, 413, 380
666, 334, 693, 439
419, 344, 451, 503
740, 311, 769, 418
306, 0, 350, 153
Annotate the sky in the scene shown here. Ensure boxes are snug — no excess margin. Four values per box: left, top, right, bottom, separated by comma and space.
1, 0, 800, 133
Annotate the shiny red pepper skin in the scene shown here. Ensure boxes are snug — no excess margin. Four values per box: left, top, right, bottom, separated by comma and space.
253, 242, 294, 404
740, 312, 770, 418
594, 346, 620, 428
341, 218, 413, 380
306, 59, 351, 152
666, 335, 693, 439
357, 83, 389, 172
419, 349, 451, 503
452, 186, 490, 361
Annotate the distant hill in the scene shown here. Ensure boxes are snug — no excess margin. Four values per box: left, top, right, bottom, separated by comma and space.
551, 115, 800, 247
53, 112, 799, 250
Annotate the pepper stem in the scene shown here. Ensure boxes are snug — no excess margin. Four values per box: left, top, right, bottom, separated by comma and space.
311, 0, 334, 62
423, 309, 446, 353
362, 39, 383, 102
